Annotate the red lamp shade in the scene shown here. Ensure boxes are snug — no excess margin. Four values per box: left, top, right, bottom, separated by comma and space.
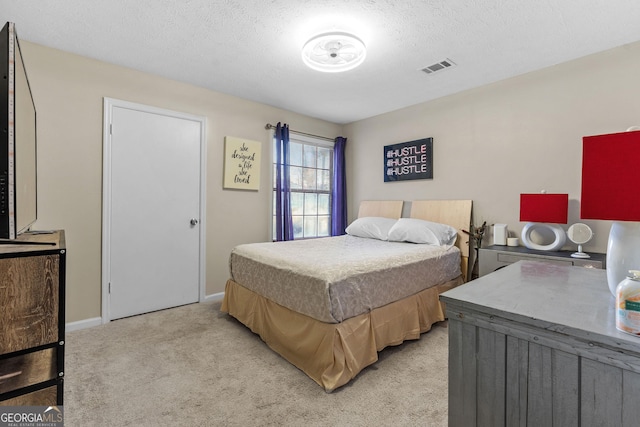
520, 193, 568, 224
581, 130, 640, 221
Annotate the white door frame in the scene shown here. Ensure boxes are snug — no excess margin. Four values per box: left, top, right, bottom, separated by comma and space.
101, 97, 207, 323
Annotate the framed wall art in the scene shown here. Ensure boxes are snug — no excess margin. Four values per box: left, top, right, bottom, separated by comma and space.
223, 136, 261, 190
383, 137, 433, 182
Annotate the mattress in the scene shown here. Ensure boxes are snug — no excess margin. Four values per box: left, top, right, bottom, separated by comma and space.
229, 235, 461, 323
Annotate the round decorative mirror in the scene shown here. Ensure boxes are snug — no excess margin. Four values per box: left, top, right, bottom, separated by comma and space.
567, 223, 593, 258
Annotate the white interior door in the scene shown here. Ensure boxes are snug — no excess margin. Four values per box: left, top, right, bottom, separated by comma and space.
103, 99, 206, 321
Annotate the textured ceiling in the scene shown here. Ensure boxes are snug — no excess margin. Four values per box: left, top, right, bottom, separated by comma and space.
3, 0, 640, 124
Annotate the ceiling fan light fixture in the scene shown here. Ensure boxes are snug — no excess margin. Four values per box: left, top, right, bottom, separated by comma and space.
301, 32, 366, 73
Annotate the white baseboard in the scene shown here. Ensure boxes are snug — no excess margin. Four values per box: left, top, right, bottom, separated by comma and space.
65, 294, 225, 332
204, 292, 224, 303
66, 317, 102, 332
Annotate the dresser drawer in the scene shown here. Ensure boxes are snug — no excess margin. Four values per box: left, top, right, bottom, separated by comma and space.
0, 254, 60, 354
0, 384, 60, 406
0, 348, 57, 395
497, 253, 573, 266
571, 259, 602, 268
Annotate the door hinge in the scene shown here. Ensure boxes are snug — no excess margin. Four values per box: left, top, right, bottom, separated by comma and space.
109, 123, 113, 135
109, 282, 111, 293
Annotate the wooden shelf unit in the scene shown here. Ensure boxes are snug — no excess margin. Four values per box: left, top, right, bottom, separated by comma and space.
0, 230, 65, 406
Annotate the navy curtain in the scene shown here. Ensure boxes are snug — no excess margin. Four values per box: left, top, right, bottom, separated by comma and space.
274, 123, 294, 241
331, 136, 348, 236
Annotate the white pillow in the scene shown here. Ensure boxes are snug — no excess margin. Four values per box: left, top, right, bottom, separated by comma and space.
388, 218, 458, 246
345, 217, 398, 241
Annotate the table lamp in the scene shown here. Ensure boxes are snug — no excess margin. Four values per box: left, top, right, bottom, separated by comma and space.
519, 193, 568, 251
581, 129, 640, 296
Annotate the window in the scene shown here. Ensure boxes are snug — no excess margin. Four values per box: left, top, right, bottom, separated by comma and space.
273, 135, 333, 239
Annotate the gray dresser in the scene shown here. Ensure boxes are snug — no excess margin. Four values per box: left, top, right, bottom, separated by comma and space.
440, 261, 640, 427
479, 244, 605, 277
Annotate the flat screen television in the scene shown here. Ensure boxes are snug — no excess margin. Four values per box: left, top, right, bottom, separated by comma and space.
0, 22, 37, 240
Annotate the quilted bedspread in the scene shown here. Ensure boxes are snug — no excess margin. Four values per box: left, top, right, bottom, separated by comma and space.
229, 235, 461, 323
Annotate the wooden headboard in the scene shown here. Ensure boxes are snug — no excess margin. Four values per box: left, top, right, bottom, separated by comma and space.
410, 200, 473, 280
357, 200, 403, 219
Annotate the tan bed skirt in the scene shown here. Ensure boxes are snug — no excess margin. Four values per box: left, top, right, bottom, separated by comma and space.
220, 276, 463, 392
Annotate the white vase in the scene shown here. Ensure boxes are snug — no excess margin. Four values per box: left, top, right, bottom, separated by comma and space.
521, 222, 566, 251
606, 222, 640, 296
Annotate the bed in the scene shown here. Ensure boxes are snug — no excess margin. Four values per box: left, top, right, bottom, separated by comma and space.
221, 199, 473, 392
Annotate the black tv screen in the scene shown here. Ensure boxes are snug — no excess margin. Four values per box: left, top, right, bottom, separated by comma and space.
0, 22, 37, 239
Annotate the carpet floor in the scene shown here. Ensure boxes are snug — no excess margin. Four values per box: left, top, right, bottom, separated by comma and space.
64, 301, 449, 426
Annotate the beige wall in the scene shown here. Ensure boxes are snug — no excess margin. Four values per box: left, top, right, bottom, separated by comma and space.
22, 38, 640, 325
344, 42, 640, 255
21, 41, 342, 323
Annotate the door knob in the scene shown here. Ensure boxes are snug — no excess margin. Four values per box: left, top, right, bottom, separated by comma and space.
190, 218, 199, 226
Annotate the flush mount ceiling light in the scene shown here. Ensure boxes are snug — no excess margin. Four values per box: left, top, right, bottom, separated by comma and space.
301, 32, 366, 73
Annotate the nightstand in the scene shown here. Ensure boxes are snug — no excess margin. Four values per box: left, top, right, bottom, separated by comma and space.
478, 244, 605, 277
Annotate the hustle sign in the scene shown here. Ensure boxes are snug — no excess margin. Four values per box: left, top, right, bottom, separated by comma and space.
384, 138, 433, 182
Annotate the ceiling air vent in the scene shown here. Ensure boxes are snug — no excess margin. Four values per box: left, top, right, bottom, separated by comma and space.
421, 59, 455, 75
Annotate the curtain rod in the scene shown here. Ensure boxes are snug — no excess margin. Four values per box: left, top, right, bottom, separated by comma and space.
265, 123, 335, 142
